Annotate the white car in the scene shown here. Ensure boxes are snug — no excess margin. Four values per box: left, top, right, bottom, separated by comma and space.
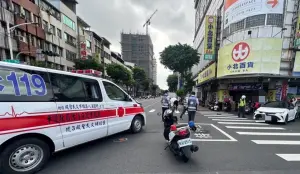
253, 101, 298, 124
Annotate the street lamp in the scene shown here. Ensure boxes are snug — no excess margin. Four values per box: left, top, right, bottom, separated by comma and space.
6, 18, 38, 60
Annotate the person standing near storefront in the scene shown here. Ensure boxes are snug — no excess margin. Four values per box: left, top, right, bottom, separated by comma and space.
187, 92, 199, 121
238, 95, 246, 118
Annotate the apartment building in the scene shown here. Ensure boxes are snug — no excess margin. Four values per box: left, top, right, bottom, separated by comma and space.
9, 0, 45, 63
121, 32, 154, 80
0, 0, 17, 60
111, 51, 131, 72
152, 58, 157, 85
47, 0, 78, 71
77, 16, 92, 60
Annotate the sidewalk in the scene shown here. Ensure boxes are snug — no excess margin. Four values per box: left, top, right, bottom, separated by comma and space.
197, 106, 253, 118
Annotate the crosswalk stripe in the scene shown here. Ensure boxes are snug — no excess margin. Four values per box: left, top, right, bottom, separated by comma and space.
276, 154, 300, 161
203, 114, 235, 117
225, 126, 285, 130
252, 140, 300, 145
218, 122, 268, 125
255, 120, 266, 123
208, 116, 244, 119
237, 132, 300, 136
212, 119, 254, 122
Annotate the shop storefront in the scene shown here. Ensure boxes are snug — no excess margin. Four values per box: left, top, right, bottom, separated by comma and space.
216, 38, 286, 109
196, 62, 217, 106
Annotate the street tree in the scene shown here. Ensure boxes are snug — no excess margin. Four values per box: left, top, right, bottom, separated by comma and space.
183, 72, 196, 93
176, 89, 185, 98
106, 63, 131, 84
167, 74, 178, 92
142, 78, 150, 92
73, 59, 104, 72
151, 84, 159, 96
160, 43, 200, 79
132, 67, 147, 96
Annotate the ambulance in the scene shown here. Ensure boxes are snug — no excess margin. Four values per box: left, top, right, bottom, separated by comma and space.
0, 62, 146, 174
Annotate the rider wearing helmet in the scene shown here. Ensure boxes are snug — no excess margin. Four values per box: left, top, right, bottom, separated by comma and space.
238, 95, 246, 118
161, 90, 171, 121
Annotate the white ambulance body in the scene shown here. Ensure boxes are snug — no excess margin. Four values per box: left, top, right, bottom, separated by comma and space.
0, 62, 146, 174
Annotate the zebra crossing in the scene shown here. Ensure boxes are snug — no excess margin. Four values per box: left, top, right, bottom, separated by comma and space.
200, 110, 300, 162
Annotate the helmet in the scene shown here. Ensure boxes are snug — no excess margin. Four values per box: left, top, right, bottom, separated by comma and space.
241, 95, 246, 99
188, 121, 195, 128
164, 109, 173, 117
164, 90, 169, 94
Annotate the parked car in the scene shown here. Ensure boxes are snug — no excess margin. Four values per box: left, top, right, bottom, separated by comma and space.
253, 101, 297, 124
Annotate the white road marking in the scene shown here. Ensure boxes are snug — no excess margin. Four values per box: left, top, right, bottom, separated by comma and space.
203, 114, 235, 117
255, 120, 266, 123
226, 126, 285, 130
144, 100, 160, 109
177, 123, 238, 142
210, 124, 238, 142
149, 109, 155, 113
252, 140, 300, 145
276, 154, 300, 161
218, 122, 268, 125
237, 132, 300, 136
212, 119, 254, 122
208, 116, 242, 119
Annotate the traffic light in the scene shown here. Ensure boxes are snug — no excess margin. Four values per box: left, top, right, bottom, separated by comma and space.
41, 50, 60, 57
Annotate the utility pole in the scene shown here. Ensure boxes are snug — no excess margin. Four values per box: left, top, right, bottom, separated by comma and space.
143, 9, 158, 35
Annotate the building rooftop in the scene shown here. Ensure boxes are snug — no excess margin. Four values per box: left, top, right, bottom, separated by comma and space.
77, 16, 90, 28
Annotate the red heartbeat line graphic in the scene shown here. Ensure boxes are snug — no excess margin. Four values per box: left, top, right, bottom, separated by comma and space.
0, 106, 29, 117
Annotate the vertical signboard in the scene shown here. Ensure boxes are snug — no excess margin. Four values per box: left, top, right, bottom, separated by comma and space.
294, 14, 300, 47
204, 16, 216, 60
80, 42, 87, 60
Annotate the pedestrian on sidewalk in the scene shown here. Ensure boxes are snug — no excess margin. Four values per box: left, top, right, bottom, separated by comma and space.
187, 92, 199, 122
238, 95, 246, 118
180, 93, 190, 119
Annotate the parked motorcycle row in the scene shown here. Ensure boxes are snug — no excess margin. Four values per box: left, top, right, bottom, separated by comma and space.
208, 100, 261, 115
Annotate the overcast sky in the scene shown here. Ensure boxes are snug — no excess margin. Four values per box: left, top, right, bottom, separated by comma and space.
77, 0, 194, 90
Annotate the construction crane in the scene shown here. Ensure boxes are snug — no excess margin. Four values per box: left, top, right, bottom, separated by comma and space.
143, 9, 158, 35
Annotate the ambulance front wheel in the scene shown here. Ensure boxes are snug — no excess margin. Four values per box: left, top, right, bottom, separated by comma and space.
0, 138, 50, 174
131, 115, 143, 133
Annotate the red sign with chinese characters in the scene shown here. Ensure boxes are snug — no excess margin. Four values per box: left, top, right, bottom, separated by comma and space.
80, 42, 87, 59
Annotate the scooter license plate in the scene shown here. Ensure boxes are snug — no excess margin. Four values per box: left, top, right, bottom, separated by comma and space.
177, 138, 192, 148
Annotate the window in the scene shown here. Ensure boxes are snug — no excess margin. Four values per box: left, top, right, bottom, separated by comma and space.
58, 47, 63, 57
66, 50, 76, 61
103, 81, 131, 101
30, 35, 35, 46
267, 14, 283, 27
36, 38, 41, 48
0, 66, 54, 102
33, 15, 41, 26
245, 14, 266, 28
57, 28, 62, 38
64, 32, 76, 47
13, 3, 20, 14
50, 74, 102, 102
24, 8, 31, 21
263, 101, 287, 108
62, 14, 76, 31
43, 20, 48, 30
50, 24, 55, 35
86, 40, 91, 49
44, 42, 50, 50
52, 45, 57, 53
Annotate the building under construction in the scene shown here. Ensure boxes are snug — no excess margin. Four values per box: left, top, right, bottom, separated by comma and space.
121, 32, 155, 82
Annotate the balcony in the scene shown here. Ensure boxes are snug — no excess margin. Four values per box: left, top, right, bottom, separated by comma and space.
19, 41, 30, 53
65, 40, 77, 48
0, 34, 18, 51
15, 16, 27, 31
0, 7, 14, 25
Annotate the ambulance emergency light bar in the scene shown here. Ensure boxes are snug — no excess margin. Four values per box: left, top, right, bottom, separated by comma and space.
71, 69, 102, 77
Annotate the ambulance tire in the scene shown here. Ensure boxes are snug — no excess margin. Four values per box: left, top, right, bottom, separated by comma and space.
131, 115, 143, 133
0, 138, 50, 174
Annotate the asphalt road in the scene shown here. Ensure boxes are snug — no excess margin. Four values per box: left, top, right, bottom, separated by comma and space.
39, 98, 300, 174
